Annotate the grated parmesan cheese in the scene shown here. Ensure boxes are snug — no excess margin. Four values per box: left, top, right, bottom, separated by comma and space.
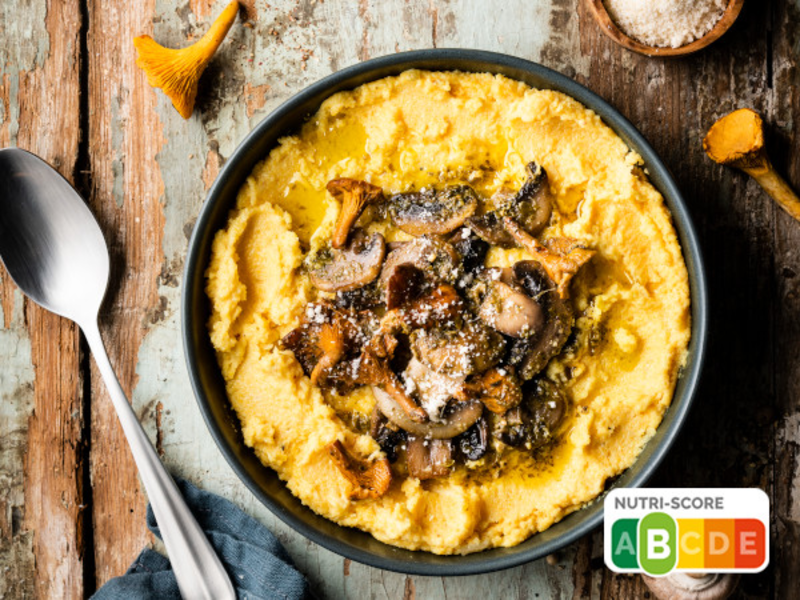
604, 0, 727, 49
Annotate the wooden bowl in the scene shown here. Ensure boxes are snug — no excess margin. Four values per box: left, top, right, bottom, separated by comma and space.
586, 0, 745, 57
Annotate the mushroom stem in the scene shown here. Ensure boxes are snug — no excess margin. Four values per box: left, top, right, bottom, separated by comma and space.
309, 323, 346, 386
704, 108, 800, 223
134, 0, 239, 119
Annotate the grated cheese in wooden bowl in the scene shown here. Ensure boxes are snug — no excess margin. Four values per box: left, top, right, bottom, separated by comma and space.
603, 0, 728, 49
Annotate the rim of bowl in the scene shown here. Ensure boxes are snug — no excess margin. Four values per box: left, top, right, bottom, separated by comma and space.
181, 48, 708, 576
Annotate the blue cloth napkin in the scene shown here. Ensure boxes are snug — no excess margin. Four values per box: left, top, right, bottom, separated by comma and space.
92, 479, 310, 600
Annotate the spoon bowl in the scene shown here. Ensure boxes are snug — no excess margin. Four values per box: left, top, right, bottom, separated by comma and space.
0, 147, 235, 600
0, 149, 108, 323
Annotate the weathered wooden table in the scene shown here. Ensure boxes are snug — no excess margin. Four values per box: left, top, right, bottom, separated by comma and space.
1, 1, 798, 598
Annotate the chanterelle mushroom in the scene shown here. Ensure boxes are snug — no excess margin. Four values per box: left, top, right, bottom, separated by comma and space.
307, 229, 386, 292
327, 440, 392, 500
327, 178, 385, 248
133, 0, 240, 119
503, 217, 595, 298
388, 185, 479, 236
280, 302, 372, 391
457, 367, 523, 414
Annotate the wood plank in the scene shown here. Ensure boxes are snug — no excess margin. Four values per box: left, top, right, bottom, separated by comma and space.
85, 0, 166, 586
575, 1, 777, 597
768, 3, 800, 598
0, 0, 85, 598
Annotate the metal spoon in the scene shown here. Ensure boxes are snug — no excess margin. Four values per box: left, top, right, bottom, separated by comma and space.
0, 148, 235, 600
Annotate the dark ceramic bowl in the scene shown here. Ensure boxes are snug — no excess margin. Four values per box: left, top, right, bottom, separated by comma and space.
182, 49, 707, 576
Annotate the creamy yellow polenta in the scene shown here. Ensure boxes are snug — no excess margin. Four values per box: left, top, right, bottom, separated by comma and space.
205, 70, 691, 554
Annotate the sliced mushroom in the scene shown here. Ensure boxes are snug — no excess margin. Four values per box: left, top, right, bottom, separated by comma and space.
388, 185, 479, 236
466, 211, 515, 247
370, 406, 405, 462
503, 217, 595, 299
449, 226, 490, 275
411, 319, 505, 378
494, 379, 567, 450
402, 357, 466, 420
497, 162, 553, 236
457, 367, 523, 414
357, 350, 428, 423
496, 260, 573, 382
307, 229, 386, 292
334, 280, 383, 311
327, 178, 384, 248
385, 263, 426, 310
456, 417, 489, 461
327, 440, 392, 500
466, 162, 554, 245
379, 236, 461, 292
406, 435, 453, 480
478, 279, 545, 338
373, 387, 483, 439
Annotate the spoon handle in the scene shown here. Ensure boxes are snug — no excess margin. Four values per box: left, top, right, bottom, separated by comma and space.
83, 322, 235, 600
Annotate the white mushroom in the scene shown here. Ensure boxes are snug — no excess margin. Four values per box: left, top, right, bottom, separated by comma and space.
641, 573, 740, 600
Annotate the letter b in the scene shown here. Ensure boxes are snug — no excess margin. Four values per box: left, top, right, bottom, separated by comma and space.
639, 513, 678, 576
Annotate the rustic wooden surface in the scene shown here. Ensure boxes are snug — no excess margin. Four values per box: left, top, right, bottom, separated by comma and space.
1, 0, 798, 598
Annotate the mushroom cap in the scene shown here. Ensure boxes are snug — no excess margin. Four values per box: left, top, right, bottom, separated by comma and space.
406, 435, 454, 480
456, 417, 489, 461
642, 573, 740, 600
478, 279, 545, 339
385, 263, 426, 310
411, 320, 506, 378
379, 236, 462, 292
504, 261, 574, 381
495, 378, 566, 450
703, 108, 765, 168
307, 230, 386, 292
497, 162, 553, 236
388, 185, 479, 236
